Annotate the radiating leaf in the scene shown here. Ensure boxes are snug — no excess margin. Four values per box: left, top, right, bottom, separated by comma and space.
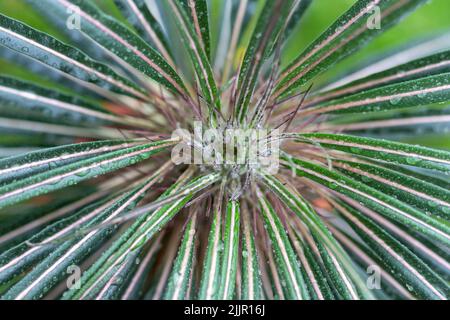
181, 0, 211, 59
163, 212, 197, 300
0, 139, 134, 186
259, 172, 374, 299
307, 50, 450, 106
29, 0, 188, 97
256, 186, 309, 299
235, 0, 296, 123
333, 159, 450, 219
295, 133, 450, 172
113, 0, 172, 62
299, 73, 450, 116
275, 0, 428, 99
0, 76, 130, 127
0, 13, 145, 99
167, 0, 220, 113
63, 172, 218, 300
240, 202, 263, 300
280, 154, 450, 246
287, 225, 335, 300
198, 185, 224, 300
217, 200, 240, 300
0, 139, 178, 209
1, 176, 158, 300
335, 200, 449, 299
284, 0, 312, 41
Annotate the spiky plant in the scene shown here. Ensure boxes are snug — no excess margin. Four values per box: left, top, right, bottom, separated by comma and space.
0, 0, 449, 300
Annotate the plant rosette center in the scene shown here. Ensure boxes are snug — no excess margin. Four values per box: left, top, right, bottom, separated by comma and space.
171, 121, 281, 177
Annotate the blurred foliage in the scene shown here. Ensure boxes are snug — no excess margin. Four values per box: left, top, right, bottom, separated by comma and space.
1, 0, 450, 66
1, 0, 449, 75
0, 0, 449, 147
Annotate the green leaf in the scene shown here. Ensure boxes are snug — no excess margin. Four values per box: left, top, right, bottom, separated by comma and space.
198, 186, 224, 300
335, 200, 449, 299
295, 133, 450, 172
0, 139, 178, 209
0, 13, 145, 99
310, 106, 450, 136
217, 200, 240, 300
309, 230, 361, 299
259, 173, 374, 299
235, 0, 296, 123
167, 0, 220, 114
120, 236, 162, 300
275, 0, 428, 99
0, 45, 101, 98
284, 0, 313, 41
0, 185, 99, 250
218, 0, 255, 84
0, 117, 122, 140
307, 50, 450, 106
333, 159, 450, 219
240, 203, 263, 300
288, 226, 335, 300
327, 223, 414, 299
299, 73, 450, 116
318, 33, 450, 95
63, 172, 218, 300
31, 0, 188, 97
1, 176, 157, 300
92, 250, 141, 300
181, 0, 211, 59
113, 0, 172, 62
25, 0, 109, 61
256, 186, 309, 299
163, 212, 197, 300
0, 139, 133, 186
0, 196, 111, 287
0, 76, 132, 127
280, 154, 450, 247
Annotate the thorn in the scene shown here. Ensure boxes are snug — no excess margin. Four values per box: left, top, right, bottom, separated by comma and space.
283, 83, 314, 133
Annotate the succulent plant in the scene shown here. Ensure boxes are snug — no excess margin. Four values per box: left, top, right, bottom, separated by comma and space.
0, 0, 449, 300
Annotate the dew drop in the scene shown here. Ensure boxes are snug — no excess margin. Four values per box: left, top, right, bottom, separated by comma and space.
389, 97, 402, 105
406, 157, 420, 165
